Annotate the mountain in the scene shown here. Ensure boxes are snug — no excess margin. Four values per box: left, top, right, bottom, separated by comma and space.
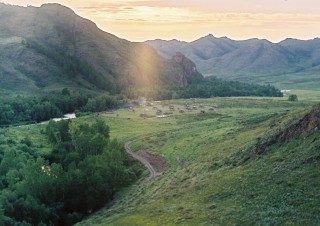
279, 38, 320, 70
146, 35, 320, 89
0, 3, 203, 96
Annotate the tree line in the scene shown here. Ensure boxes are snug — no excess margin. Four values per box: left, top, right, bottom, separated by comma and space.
0, 89, 121, 126
122, 77, 283, 100
0, 120, 141, 225
176, 77, 283, 99
0, 78, 283, 126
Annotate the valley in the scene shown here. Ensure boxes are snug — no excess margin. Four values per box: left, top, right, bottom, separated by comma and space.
0, 2, 319, 225
4, 93, 319, 225
78, 96, 319, 225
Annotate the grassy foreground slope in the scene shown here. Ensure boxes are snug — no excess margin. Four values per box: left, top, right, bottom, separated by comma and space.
5, 96, 319, 225
72, 96, 320, 226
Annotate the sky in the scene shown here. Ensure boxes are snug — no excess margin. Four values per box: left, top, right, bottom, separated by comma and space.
2, 0, 320, 42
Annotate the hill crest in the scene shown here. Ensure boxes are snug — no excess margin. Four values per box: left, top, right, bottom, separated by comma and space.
146, 35, 320, 89
0, 3, 203, 95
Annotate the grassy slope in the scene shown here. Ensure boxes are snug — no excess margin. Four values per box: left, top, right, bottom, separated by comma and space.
6, 95, 319, 225
205, 70, 320, 91
74, 96, 318, 225
284, 90, 320, 101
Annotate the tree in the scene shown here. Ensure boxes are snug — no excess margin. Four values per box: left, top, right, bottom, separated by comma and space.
0, 118, 138, 225
0, 205, 5, 226
288, 94, 298, 102
20, 136, 33, 147
62, 88, 71, 96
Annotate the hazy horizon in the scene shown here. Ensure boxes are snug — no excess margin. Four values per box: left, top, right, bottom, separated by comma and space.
2, 0, 320, 42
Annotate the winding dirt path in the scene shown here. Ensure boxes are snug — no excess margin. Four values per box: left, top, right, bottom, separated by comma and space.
125, 141, 157, 181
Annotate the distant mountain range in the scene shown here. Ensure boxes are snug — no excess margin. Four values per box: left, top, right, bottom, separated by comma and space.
0, 3, 203, 95
147, 35, 320, 89
1, 3, 317, 94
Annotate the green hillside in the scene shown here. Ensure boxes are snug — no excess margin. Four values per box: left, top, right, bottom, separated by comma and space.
69, 96, 318, 226
0, 3, 284, 127
74, 97, 319, 226
0, 3, 203, 96
4, 94, 319, 225
1, 3, 319, 226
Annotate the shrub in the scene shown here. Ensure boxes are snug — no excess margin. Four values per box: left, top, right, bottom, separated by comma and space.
288, 94, 298, 102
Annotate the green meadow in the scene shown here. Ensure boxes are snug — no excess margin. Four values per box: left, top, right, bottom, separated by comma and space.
5, 91, 320, 225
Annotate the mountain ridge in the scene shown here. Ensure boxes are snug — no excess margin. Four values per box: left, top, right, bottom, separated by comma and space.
0, 3, 203, 95
146, 35, 320, 88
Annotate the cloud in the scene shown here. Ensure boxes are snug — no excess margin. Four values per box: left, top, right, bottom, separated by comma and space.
75, 3, 320, 25
3, 0, 320, 42
75, 4, 194, 22
76, 4, 320, 42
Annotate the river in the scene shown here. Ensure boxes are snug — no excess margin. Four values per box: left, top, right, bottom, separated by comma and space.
39, 113, 76, 125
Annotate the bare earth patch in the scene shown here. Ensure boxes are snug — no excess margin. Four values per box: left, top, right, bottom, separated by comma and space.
137, 150, 167, 172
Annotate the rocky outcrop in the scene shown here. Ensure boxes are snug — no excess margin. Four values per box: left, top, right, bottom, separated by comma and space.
248, 106, 320, 158
277, 107, 320, 142
171, 52, 203, 86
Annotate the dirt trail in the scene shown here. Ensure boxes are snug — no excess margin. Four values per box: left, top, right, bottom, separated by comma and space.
125, 141, 157, 181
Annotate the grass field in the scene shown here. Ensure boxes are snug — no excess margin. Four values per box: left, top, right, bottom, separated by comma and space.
282, 89, 320, 101
207, 71, 320, 92
4, 94, 320, 225
74, 96, 319, 226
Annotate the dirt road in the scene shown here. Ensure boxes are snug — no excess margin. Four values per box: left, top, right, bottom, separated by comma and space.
125, 141, 157, 181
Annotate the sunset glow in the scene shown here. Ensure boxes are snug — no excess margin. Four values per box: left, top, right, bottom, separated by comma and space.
2, 0, 320, 42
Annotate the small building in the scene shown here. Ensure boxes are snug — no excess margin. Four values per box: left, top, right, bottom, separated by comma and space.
157, 115, 170, 118
128, 107, 135, 112
140, 113, 147, 118
156, 110, 163, 115
139, 97, 147, 107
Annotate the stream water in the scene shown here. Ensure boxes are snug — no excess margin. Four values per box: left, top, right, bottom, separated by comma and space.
39, 113, 76, 125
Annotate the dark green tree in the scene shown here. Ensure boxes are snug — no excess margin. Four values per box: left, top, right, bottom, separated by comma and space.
288, 94, 298, 102
62, 88, 71, 96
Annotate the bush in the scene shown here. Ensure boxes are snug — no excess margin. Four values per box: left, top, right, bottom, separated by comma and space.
288, 94, 298, 102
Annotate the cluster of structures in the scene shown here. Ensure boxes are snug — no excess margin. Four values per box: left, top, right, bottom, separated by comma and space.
126, 98, 219, 119
177, 102, 218, 114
